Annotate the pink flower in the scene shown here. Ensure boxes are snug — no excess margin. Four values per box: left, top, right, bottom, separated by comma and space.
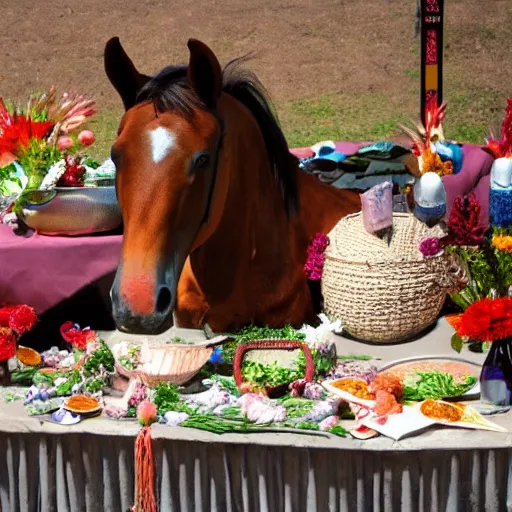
137, 400, 157, 426
304, 233, 330, 280
78, 130, 95, 147
418, 237, 442, 257
57, 136, 74, 151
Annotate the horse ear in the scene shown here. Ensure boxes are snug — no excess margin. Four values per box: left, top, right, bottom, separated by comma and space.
186, 39, 222, 109
104, 37, 151, 111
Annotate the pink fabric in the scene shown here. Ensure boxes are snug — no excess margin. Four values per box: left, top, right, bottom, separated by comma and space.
0, 143, 493, 314
290, 147, 314, 159
440, 144, 493, 227
0, 225, 122, 314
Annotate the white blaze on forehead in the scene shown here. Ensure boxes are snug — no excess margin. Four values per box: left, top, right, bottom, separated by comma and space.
148, 127, 176, 164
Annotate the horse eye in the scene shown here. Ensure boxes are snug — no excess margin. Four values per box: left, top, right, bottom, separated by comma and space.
193, 152, 210, 170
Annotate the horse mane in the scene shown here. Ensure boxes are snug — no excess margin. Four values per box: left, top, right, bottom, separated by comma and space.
136, 58, 299, 215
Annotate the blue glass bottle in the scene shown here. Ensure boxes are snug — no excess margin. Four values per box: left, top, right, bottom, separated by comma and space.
479, 338, 512, 406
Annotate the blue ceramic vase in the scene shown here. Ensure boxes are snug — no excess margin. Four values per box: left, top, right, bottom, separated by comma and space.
479, 337, 512, 406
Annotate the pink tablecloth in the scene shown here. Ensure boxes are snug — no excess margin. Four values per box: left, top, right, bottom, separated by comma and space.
0, 225, 122, 313
1, 143, 493, 315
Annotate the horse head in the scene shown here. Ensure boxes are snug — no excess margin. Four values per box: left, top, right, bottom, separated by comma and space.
105, 37, 224, 333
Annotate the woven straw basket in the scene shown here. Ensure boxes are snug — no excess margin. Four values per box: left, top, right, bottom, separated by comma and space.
115, 337, 227, 387
321, 212, 449, 343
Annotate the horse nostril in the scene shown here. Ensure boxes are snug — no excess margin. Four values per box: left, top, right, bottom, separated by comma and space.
156, 287, 172, 313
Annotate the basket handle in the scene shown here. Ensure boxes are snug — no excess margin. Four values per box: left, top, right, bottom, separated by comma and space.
233, 339, 315, 389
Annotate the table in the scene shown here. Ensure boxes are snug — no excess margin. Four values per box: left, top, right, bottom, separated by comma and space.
1, 319, 511, 512
0, 143, 493, 322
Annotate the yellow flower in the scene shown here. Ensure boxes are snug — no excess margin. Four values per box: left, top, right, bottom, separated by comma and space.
420, 147, 453, 176
492, 235, 512, 252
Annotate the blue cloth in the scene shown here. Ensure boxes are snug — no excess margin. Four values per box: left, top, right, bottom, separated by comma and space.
208, 347, 224, 364
490, 189, 512, 228
434, 141, 464, 174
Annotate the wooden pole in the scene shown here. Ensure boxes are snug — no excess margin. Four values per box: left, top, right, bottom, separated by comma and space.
420, 0, 445, 126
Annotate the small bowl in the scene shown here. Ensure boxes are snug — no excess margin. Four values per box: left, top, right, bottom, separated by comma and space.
18, 186, 122, 236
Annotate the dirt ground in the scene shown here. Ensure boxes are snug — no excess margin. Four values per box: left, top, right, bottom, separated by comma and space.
1, 0, 511, 147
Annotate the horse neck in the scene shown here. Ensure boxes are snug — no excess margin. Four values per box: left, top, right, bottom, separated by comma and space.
193, 98, 299, 266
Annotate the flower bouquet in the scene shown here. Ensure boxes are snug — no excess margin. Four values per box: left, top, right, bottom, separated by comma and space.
450, 297, 512, 405
418, 190, 512, 353
0, 89, 120, 235
0, 304, 37, 385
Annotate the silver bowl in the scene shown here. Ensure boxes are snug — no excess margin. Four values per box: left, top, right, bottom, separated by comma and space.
18, 186, 122, 236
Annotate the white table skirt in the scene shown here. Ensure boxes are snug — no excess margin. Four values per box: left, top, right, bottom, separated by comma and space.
1, 429, 511, 512
1, 318, 512, 512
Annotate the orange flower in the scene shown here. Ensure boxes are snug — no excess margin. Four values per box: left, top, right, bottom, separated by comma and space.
456, 297, 512, 342
492, 235, 512, 253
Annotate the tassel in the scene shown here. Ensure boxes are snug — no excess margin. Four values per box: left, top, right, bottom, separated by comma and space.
132, 427, 157, 512
132, 401, 158, 512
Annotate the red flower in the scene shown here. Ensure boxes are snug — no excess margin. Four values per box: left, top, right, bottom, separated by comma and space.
8, 305, 37, 335
60, 321, 96, 350
0, 328, 16, 361
456, 297, 512, 342
441, 193, 485, 246
0, 304, 37, 335
0, 306, 15, 328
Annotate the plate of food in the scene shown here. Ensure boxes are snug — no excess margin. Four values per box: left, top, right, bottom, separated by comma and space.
64, 395, 102, 415
322, 377, 376, 408
416, 399, 507, 432
378, 356, 481, 400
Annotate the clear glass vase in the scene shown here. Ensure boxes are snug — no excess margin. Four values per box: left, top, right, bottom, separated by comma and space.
479, 337, 512, 406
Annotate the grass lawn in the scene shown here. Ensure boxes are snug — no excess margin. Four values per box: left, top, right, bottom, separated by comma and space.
89, 84, 505, 161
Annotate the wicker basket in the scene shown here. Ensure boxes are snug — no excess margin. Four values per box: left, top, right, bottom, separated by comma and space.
321, 212, 449, 343
115, 337, 227, 387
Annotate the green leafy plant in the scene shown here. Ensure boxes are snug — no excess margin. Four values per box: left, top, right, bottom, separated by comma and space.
83, 341, 115, 376
153, 382, 193, 415
403, 371, 477, 401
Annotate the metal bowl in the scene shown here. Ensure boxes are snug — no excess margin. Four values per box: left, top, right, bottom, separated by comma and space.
18, 186, 122, 236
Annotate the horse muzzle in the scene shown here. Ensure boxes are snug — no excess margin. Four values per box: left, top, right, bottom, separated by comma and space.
110, 267, 176, 335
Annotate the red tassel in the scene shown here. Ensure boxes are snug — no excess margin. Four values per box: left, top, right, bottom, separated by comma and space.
132, 426, 158, 512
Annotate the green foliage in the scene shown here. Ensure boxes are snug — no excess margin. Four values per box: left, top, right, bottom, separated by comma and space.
0, 163, 22, 195
153, 382, 193, 415
17, 139, 61, 190
83, 341, 115, 376
451, 333, 464, 353
222, 325, 305, 364
242, 361, 301, 388
55, 370, 81, 395
82, 156, 101, 169
403, 372, 477, 401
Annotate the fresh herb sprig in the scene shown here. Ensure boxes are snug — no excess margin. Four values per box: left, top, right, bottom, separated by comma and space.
83, 341, 115, 376
403, 371, 477, 401
241, 361, 301, 388
153, 382, 194, 415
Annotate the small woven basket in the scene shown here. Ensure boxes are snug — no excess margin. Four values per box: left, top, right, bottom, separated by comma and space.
115, 344, 214, 387
234, 340, 315, 397
321, 212, 449, 343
